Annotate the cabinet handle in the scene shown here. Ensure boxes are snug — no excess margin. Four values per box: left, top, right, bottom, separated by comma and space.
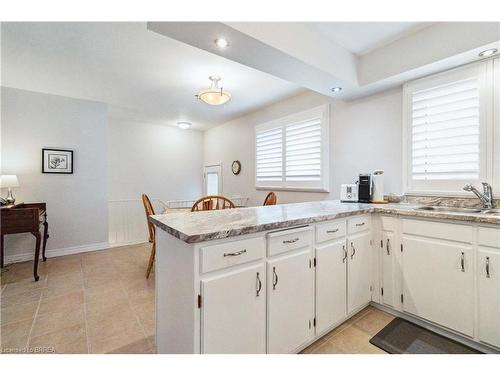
272, 267, 279, 290
486, 257, 490, 278
355, 222, 365, 227
461, 252, 465, 272
386, 238, 390, 255
283, 238, 299, 244
327, 229, 339, 233
256, 272, 262, 296
351, 242, 356, 260
342, 245, 347, 263
223, 249, 247, 257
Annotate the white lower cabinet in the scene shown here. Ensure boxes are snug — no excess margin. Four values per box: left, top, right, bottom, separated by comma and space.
478, 247, 500, 348
315, 239, 347, 335
347, 231, 372, 314
381, 230, 396, 308
267, 248, 314, 353
402, 236, 474, 337
201, 263, 266, 353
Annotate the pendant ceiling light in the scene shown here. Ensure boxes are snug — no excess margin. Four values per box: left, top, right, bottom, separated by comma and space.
196, 76, 231, 106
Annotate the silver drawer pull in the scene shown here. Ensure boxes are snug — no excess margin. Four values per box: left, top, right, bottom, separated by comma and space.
223, 249, 247, 257
342, 245, 347, 263
326, 229, 339, 233
486, 257, 490, 278
283, 238, 299, 244
386, 238, 390, 255
461, 252, 465, 272
355, 222, 365, 227
272, 267, 279, 290
351, 242, 356, 259
256, 272, 262, 296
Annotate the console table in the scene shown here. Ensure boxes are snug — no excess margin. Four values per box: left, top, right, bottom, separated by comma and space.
0, 203, 49, 281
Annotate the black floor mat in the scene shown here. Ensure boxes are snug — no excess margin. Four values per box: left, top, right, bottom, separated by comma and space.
369, 317, 483, 354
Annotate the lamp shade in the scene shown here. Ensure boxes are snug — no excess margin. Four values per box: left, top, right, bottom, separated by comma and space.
0, 175, 19, 188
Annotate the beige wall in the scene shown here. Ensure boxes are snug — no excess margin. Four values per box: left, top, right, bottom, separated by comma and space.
204, 88, 403, 206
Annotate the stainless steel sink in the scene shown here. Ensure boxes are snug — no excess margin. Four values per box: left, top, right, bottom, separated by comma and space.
415, 206, 483, 213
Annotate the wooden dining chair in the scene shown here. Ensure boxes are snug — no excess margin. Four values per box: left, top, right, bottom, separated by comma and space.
263, 192, 277, 206
191, 195, 236, 212
141, 193, 156, 279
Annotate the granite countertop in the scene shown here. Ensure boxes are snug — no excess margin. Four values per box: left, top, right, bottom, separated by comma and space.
149, 200, 500, 244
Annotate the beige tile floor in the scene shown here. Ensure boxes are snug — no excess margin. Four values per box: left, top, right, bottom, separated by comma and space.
1, 243, 394, 354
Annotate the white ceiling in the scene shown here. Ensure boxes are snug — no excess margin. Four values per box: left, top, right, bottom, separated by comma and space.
1, 22, 303, 130
305, 22, 431, 55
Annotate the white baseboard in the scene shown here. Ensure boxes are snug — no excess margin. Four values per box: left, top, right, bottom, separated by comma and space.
4, 242, 110, 265
109, 240, 148, 249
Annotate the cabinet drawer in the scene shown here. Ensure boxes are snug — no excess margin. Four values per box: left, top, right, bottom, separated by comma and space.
402, 219, 472, 243
347, 215, 371, 234
478, 227, 500, 248
267, 226, 312, 257
381, 216, 396, 231
316, 220, 346, 243
201, 237, 265, 273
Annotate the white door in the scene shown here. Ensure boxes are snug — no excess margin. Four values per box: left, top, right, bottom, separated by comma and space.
478, 247, 500, 347
201, 263, 266, 353
315, 239, 347, 335
203, 164, 222, 195
347, 231, 372, 314
402, 236, 474, 337
267, 249, 314, 353
381, 231, 396, 308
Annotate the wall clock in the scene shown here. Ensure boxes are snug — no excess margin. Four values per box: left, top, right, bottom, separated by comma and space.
231, 160, 241, 175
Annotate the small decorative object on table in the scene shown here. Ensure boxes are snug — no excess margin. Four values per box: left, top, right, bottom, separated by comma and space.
42, 148, 73, 174
0, 175, 19, 205
231, 160, 241, 175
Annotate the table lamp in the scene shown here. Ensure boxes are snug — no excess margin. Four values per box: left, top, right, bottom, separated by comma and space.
1, 175, 19, 205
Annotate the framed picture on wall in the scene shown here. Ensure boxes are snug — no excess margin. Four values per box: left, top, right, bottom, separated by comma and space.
42, 148, 74, 174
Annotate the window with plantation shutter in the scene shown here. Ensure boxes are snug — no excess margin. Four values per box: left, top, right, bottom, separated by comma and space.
255, 105, 329, 191
404, 61, 492, 193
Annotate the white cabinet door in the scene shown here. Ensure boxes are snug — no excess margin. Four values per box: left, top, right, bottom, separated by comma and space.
381, 231, 396, 308
478, 247, 500, 348
315, 239, 347, 335
267, 249, 314, 353
201, 263, 266, 353
347, 231, 372, 314
402, 236, 474, 337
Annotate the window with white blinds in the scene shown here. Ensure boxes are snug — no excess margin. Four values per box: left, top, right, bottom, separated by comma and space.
404, 61, 492, 193
255, 105, 329, 191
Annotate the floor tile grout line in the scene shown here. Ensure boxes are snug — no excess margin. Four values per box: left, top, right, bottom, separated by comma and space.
25, 274, 47, 349
117, 260, 154, 354
80, 256, 91, 354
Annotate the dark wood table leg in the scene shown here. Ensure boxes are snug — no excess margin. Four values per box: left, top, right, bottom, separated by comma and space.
42, 217, 48, 262
0, 234, 4, 269
32, 231, 41, 281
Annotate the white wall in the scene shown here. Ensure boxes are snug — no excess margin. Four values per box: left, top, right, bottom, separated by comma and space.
204, 88, 403, 205
108, 116, 204, 245
1, 87, 109, 262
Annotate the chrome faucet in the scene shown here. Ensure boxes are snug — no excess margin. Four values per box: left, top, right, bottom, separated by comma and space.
463, 182, 494, 209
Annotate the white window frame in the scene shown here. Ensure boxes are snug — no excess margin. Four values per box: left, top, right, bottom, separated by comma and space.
402, 60, 494, 196
494, 57, 500, 194
254, 105, 330, 192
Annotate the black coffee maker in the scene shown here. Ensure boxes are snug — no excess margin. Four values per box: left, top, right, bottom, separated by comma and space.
358, 174, 372, 203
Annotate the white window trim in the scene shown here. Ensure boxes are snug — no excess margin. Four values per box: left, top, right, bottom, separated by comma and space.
254, 105, 330, 193
402, 60, 494, 196
494, 57, 500, 195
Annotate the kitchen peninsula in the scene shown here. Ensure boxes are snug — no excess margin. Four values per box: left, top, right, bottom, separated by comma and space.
149, 200, 500, 354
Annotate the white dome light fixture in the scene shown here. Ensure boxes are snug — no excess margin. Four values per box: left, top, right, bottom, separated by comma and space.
478, 48, 498, 57
214, 38, 229, 49
196, 76, 231, 106
177, 121, 191, 130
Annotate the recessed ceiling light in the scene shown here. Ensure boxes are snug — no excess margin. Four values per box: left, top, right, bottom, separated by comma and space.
331, 87, 342, 93
214, 38, 229, 49
479, 48, 498, 57
177, 121, 191, 130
